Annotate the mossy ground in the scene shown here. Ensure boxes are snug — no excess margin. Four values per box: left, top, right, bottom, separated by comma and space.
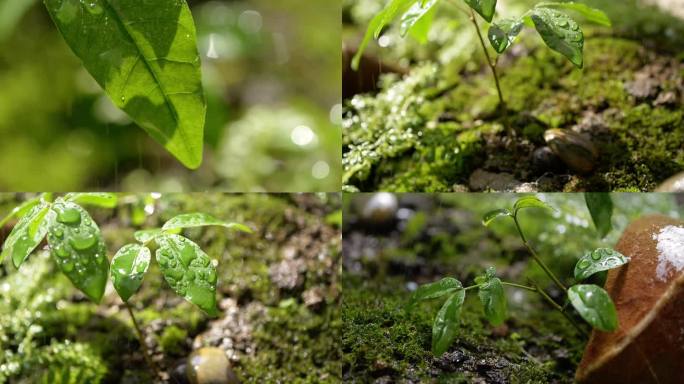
0, 193, 341, 383
343, 1, 684, 192
340, 194, 629, 382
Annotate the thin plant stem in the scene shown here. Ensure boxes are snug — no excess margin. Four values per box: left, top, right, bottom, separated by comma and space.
512, 215, 567, 293
501, 281, 537, 292
125, 302, 160, 378
467, 8, 505, 109
530, 281, 588, 337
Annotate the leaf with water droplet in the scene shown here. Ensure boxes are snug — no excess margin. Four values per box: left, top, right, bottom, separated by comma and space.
574, 248, 629, 281
488, 18, 523, 53
161, 213, 252, 233
482, 209, 512, 227
475, 267, 507, 326
111, 243, 151, 302
568, 284, 618, 331
155, 234, 219, 316
534, 2, 611, 27
43, 0, 206, 169
432, 289, 466, 356
408, 277, 462, 309
584, 193, 613, 238
65, 193, 118, 208
399, 0, 437, 41
513, 195, 554, 216
531, 7, 584, 68
47, 201, 109, 302
1, 203, 54, 267
463, 0, 497, 23
0, 197, 41, 228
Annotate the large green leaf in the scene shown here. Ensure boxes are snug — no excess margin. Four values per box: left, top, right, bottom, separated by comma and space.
134, 228, 165, 243
463, 0, 497, 23
408, 277, 462, 308
399, 0, 437, 38
1, 203, 53, 267
482, 208, 511, 226
432, 290, 465, 355
43, 0, 206, 169
568, 284, 618, 332
574, 248, 629, 281
475, 267, 507, 326
488, 18, 523, 53
161, 213, 252, 233
111, 243, 151, 302
47, 201, 109, 302
351, 0, 416, 70
584, 193, 613, 238
535, 2, 611, 27
65, 193, 118, 208
531, 7, 584, 68
155, 234, 219, 316
513, 195, 554, 215
0, 197, 41, 228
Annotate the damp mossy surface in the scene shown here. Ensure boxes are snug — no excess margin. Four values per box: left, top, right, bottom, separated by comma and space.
342, 193, 683, 382
0, 193, 341, 383
343, 0, 684, 192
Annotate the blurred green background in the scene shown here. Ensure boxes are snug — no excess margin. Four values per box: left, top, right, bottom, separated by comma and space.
0, 0, 341, 192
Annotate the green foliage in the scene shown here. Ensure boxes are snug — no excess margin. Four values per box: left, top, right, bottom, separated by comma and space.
408, 277, 462, 307
65, 193, 118, 208
432, 289, 465, 355
584, 193, 613, 238
488, 18, 523, 53
155, 234, 219, 316
158, 325, 188, 356
2, 202, 52, 267
110, 244, 151, 302
567, 284, 618, 331
530, 7, 584, 68
43, 0, 205, 169
474, 267, 507, 326
574, 248, 629, 281
161, 212, 253, 233
409, 195, 628, 356
47, 201, 109, 302
463, 0, 497, 22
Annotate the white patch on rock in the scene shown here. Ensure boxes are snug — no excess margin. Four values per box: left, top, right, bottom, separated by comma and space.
653, 225, 684, 281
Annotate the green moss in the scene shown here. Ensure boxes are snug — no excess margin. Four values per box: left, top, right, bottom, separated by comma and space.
159, 325, 188, 356
343, 34, 683, 191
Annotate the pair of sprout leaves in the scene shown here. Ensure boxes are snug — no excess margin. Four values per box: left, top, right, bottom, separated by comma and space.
410, 196, 628, 356
353, 0, 611, 70
0, 193, 251, 316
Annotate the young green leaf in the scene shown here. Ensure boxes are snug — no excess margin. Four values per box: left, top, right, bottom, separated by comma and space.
408, 277, 463, 308
351, 0, 416, 70
512, 195, 553, 215
43, 0, 206, 169
535, 2, 611, 27
134, 229, 164, 243
111, 243, 151, 302
432, 289, 465, 356
463, 0, 497, 23
162, 213, 252, 233
475, 267, 507, 326
47, 201, 109, 303
584, 193, 613, 238
530, 7, 584, 68
482, 208, 511, 226
399, 0, 437, 38
1, 203, 53, 267
0, 197, 42, 228
155, 234, 219, 316
574, 248, 629, 281
488, 18, 523, 53
65, 193, 118, 209
568, 284, 618, 332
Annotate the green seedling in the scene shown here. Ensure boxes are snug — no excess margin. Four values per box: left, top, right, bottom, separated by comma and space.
352, 0, 610, 109
0, 195, 252, 376
409, 194, 627, 356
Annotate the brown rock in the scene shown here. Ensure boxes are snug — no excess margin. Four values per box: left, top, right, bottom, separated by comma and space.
576, 215, 684, 384
543, 129, 598, 174
655, 172, 684, 192
187, 347, 240, 384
